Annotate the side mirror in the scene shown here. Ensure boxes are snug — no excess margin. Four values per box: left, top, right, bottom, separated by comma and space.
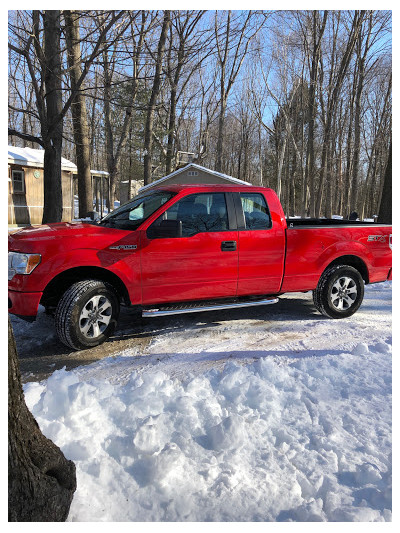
147, 219, 182, 239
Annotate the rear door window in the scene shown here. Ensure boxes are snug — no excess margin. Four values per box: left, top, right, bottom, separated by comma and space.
240, 192, 272, 230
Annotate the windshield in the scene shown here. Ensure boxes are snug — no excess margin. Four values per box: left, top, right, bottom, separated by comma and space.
99, 191, 175, 230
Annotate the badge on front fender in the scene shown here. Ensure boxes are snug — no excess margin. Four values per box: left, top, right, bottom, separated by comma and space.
109, 245, 137, 250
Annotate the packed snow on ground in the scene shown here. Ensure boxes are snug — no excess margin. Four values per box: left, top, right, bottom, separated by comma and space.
22, 282, 392, 522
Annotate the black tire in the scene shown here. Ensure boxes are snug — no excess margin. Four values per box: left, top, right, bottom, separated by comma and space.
55, 280, 120, 351
313, 264, 364, 319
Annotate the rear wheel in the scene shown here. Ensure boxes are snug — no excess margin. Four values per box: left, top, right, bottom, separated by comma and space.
55, 280, 119, 350
313, 264, 364, 319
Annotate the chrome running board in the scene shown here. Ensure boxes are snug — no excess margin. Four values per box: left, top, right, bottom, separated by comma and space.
142, 297, 279, 317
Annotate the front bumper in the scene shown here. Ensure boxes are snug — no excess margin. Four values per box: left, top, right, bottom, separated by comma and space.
8, 289, 42, 319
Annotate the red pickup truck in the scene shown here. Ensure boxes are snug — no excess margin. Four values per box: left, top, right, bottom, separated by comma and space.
9, 184, 392, 350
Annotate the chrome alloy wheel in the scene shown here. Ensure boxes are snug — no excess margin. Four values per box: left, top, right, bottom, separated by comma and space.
330, 276, 358, 311
79, 295, 112, 339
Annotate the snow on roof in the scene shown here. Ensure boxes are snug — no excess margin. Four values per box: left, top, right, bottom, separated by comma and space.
8, 146, 109, 175
139, 163, 252, 192
8, 145, 77, 171
90, 170, 109, 176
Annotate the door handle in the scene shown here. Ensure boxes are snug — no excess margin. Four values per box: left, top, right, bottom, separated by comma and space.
221, 240, 237, 251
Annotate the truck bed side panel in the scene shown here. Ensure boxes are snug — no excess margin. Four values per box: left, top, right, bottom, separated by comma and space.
281, 225, 392, 292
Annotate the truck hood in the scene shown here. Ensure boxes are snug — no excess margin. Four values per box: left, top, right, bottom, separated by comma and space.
8, 221, 133, 253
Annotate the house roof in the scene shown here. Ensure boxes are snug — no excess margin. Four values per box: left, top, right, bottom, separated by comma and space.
8, 146, 109, 176
139, 163, 252, 192
8, 146, 77, 172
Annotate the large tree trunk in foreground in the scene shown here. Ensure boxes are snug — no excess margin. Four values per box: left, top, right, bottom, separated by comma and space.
8, 320, 76, 521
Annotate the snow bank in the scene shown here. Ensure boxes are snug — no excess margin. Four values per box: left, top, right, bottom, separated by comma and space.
24, 344, 392, 521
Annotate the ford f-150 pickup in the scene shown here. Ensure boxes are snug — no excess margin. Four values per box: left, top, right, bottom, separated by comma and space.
8, 184, 392, 350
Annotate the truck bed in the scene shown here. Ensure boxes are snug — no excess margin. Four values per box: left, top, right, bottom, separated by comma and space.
281, 219, 392, 293
286, 218, 389, 228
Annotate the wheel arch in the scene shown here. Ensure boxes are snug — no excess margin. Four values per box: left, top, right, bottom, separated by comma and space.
40, 266, 131, 309
322, 255, 369, 284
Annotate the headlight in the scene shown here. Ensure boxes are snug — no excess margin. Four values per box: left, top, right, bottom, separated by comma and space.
8, 252, 41, 280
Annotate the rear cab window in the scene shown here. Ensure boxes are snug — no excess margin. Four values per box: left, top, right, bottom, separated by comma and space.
240, 192, 272, 230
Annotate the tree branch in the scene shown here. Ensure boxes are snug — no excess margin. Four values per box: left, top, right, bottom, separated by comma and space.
8, 128, 44, 147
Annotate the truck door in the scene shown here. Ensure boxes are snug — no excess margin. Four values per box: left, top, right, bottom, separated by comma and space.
234, 191, 286, 296
140, 192, 239, 305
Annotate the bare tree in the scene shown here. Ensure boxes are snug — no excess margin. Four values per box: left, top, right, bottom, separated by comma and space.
214, 10, 265, 173
65, 10, 93, 218
315, 11, 365, 217
102, 11, 148, 206
299, 10, 328, 218
9, 10, 391, 218
349, 11, 391, 215
143, 10, 171, 184
165, 10, 207, 174
360, 71, 391, 219
377, 141, 391, 224
8, 10, 127, 222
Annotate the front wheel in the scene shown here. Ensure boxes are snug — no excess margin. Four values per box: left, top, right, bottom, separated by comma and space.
55, 280, 120, 350
313, 264, 364, 319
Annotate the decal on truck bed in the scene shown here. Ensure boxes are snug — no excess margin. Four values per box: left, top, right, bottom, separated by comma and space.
368, 235, 387, 243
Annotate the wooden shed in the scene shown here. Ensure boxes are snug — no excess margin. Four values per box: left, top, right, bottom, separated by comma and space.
139, 163, 252, 194
8, 146, 76, 225
8, 146, 110, 225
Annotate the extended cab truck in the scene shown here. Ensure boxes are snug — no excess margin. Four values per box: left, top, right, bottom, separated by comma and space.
8, 185, 392, 351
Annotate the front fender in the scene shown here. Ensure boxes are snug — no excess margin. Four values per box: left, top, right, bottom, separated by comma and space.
9, 247, 140, 304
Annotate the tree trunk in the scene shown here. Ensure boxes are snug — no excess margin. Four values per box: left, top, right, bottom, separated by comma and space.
305, 11, 328, 218
325, 143, 333, 217
360, 146, 375, 220
143, 11, 171, 184
165, 30, 185, 175
276, 133, 288, 200
41, 10, 63, 224
166, 84, 178, 175
315, 11, 364, 218
8, 320, 76, 521
378, 143, 392, 224
64, 10, 93, 218
216, 96, 227, 173
350, 23, 369, 214
42, 141, 63, 223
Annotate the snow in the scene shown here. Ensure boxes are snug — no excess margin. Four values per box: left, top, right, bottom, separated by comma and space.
8, 145, 77, 171
18, 282, 392, 522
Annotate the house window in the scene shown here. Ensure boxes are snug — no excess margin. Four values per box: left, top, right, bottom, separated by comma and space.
187, 171, 198, 177
12, 170, 25, 193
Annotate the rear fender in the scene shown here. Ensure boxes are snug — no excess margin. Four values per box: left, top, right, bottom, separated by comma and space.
317, 241, 372, 280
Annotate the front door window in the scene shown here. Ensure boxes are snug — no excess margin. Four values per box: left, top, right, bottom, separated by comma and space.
149, 192, 230, 237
